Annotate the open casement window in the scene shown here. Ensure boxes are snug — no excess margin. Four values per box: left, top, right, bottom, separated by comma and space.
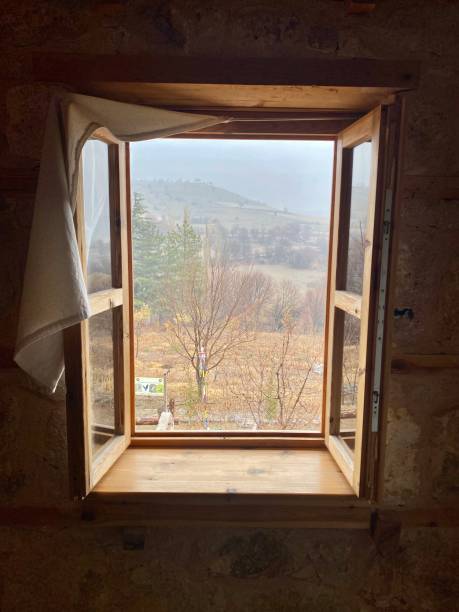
59, 99, 400, 506
64, 129, 131, 498
324, 105, 393, 498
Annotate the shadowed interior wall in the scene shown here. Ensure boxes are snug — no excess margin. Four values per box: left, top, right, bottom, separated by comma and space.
0, 1, 458, 610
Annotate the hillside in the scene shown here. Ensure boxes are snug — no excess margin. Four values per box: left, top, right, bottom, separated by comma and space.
132, 179, 326, 230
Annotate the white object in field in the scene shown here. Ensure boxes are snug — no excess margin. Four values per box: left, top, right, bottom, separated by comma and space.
312, 362, 324, 375
135, 376, 164, 397
157, 411, 174, 431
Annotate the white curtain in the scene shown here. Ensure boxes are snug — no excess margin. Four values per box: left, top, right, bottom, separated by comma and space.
14, 93, 225, 393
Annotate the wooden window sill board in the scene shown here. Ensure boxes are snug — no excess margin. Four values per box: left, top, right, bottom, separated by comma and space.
83, 448, 372, 529
92, 447, 354, 497
85, 448, 372, 528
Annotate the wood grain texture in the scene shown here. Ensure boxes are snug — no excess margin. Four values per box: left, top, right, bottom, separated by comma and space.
93, 448, 353, 496
335, 290, 362, 318
83, 82, 401, 112
130, 436, 325, 448
83, 498, 368, 528
6, 54, 418, 89
325, 106, 386, 496
88, 288, 123, 316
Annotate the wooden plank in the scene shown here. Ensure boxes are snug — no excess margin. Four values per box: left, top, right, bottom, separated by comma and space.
327, 434, 354, 486
352, 106, 385, 497
133, 430, 323, 438
178, 118, 358, 138
109, 143, 122, 288
14, 54, 418, 89
120, 143, 133, 443
165, 108, 362, 120
93, 448, 353, 496
83, 499, 369, 529
375, 99, 406, 503
64, 323, 91, 498
335, 290, 362, 318
325, 137, 352, 438
391, 354, 459, 371
112, 306, 124, 435
3, 504, 457, 530
170, 109, 361, 139
321, 139, 338, 435
91, 435, 128, 489
329, 309, 346, 435
325, 105, 387, 496
175, 133, 333, 142
88, 288, 123, 316
126, 144, 137, 437
341, 110, 375, 148
64, 167, 91, 499
108, 141, 124, 439
346, 0, 376, 14
88, 140, 132, 490
130, 436, 325, 449
83, 82, 404, 112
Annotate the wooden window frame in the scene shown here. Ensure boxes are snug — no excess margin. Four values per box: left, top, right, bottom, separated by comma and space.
324, 103, 401, 497
65, 128, 132, 498
64, 101, 401, 502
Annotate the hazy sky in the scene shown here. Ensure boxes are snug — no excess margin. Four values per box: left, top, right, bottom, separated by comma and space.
131, 139, 335, 218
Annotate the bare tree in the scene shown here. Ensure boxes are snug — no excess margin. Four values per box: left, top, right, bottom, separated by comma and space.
227, 282, 322, 430
269, 280, 300, 331
341, 314, 360, 409
163, 255, 271, 401
346, 220, 366, 293
303, 285, 326, 333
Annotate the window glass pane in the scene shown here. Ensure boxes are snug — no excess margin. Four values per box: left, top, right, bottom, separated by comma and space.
339, 312, 361, 452
82, 140, 112, 292
88, 310, 115, 455
345, 141, 372, 294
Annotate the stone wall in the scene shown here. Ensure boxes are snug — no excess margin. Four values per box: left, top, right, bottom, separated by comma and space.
0, 1, 458, 610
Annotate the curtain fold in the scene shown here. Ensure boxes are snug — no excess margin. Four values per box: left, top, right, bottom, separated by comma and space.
14, 93, 225, 393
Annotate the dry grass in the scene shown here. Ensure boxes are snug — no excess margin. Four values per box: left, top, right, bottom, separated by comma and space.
135, 324, 325, 432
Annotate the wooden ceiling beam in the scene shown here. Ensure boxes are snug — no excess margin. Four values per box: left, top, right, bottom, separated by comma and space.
2, 53, 418, 90
345, 0, 377, 14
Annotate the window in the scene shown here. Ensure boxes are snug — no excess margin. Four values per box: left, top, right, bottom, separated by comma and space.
326, 106, 398, 497
65, 103, 400, 502
64, 129, 131, 498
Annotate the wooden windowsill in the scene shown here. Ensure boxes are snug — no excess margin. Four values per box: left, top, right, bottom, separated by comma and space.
86, 448, 370, 528
93, 447, 353, 496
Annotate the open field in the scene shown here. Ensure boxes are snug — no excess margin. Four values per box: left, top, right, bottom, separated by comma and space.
134, 326, 325, 432
237, 263, 326, 293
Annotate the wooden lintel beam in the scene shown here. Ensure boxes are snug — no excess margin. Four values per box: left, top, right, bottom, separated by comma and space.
346, 0, 376, 14
1, 53, 419, 90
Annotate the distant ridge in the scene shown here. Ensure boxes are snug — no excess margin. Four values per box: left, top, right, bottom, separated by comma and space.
132, 179, 326, 229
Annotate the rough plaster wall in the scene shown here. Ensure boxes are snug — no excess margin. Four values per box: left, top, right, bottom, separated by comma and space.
0, 1, 458, 610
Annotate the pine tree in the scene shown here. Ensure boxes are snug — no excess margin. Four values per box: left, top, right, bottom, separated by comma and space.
132, 192, 165, 317
163, 209, 202, 283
